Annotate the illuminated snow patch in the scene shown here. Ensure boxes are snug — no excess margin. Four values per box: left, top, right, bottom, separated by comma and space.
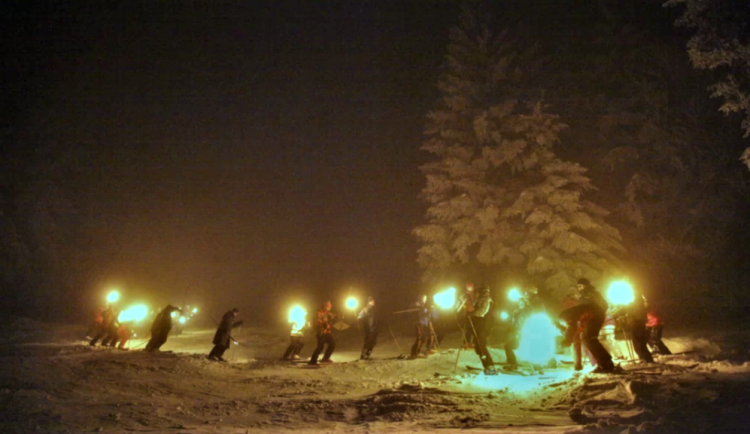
517, 313, 561, 364
469, 369, 577, 393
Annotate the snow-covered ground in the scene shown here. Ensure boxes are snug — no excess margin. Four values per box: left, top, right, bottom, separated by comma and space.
0, 318, 748, 433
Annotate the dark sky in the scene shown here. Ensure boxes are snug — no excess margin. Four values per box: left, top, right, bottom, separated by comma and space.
5, 1, 461, 319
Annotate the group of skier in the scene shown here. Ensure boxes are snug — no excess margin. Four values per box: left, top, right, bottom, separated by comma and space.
558, 278, 671, 373
87, 277, 671, 376
89, 302, 188, 352
88, 304, 130, 349
275, 282, 513, 375
278, 297, 378, 366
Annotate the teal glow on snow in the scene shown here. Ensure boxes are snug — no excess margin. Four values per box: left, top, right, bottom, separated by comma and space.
469, 368, 577, 393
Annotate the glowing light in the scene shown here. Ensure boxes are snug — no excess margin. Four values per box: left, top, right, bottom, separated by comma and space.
118, 304, 148, 323
499, 311, 510, 321
106, 290, 120, 304
607, 281, 634, 306
178, 316, 186, 324
508, 288, 522, 302
345, 296, 358, 310
170, 311, 178, 318
288, 305, 306, 324
192, 308, 198, 314
433, 287, 456, 309
288, 305, 307, 334
516, 313, 561, 365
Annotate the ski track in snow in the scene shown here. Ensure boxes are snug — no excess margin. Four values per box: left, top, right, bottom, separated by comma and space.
0, 318, 748, 433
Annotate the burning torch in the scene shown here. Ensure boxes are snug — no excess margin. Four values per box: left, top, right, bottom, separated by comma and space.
106, 289, 120, 304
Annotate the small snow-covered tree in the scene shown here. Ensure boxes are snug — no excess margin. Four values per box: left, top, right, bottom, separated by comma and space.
414, 9, 625, 294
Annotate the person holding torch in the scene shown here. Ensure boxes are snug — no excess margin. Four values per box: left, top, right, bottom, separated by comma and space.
357, 296, 378, 360
281, 306, 310, 361
470, 285, 498, 375
457, 283, 476, 349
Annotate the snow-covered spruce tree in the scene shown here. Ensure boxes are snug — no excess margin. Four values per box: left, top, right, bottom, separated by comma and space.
413, 11, 625, 295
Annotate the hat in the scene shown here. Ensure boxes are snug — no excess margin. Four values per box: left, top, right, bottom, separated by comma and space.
232, 307, 239, 313
577, 278, 591, 286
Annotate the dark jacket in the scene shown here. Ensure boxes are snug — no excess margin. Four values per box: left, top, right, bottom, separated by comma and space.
559, 288, 607, 327
151, 305, 178, 336
213, 310, 240, 348
414, 300, 431, 327
357, 304, 377, 333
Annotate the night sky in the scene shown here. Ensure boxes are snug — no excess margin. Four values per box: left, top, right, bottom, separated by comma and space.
4, 1, 460, 319
5, 1, 749, 326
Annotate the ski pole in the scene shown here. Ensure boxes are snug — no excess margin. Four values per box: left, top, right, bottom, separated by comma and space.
387, 323, 403, 356
453, 313, 471, 373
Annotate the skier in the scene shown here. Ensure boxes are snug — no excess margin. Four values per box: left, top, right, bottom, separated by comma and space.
281, 308, 310, 361
89, 305, 116, 347
502, 303, 524, 371
456, 282, 476, 349
523, 286, 545, 311
357, 296, 379, 360
308, 301, 337, 365
113, 321, 133, 350
145, 305, 180, 352
100, 308, 122, 348
409, 295, 433, 359
612, 291, 653, 363
87, 305, 107, 339
644, 296, 672, 356
559, 278, 616, 373
469, 285, 498, 375
208, 308, 241, 362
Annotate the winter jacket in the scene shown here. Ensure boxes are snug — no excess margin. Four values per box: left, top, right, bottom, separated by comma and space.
612, 293, 647, 328
414, 301, 431, 326
457, 291, 476, 313
471, 293, 493, 318
580, 287, 608, 313
357, 305, 377, 333
213, 310, 240, 348
315, 308, 336, 335
152, 305, 178, 336
646, 310, 664, 328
